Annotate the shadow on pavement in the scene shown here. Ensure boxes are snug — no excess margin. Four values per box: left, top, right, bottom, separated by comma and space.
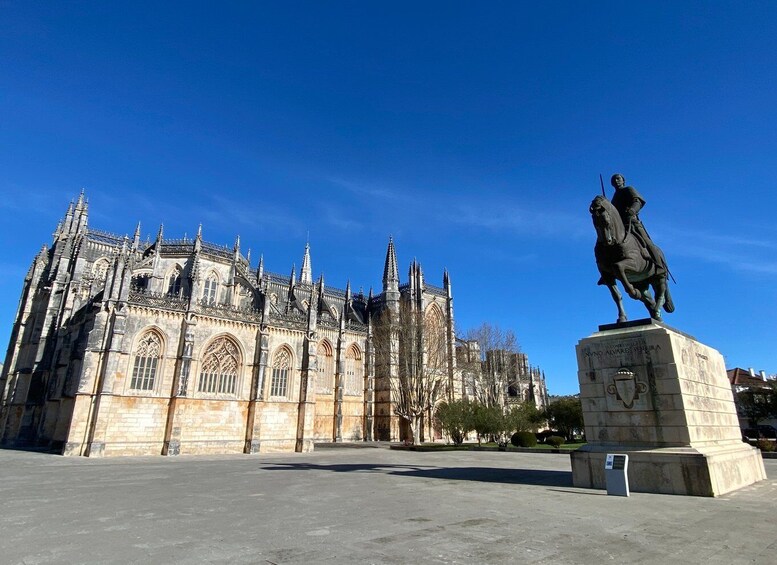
261, 462, 573, 487
0, 444, 60, 455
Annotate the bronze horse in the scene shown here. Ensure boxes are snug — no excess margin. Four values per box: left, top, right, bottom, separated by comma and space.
590, 195, 674, 323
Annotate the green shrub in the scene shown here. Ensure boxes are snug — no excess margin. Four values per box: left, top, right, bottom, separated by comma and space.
504, 403, 543, 434
756, 439, 776, 452
435, 399, 474, 446
511, 431, 537, 448
546, 435, 565, 448
472, 404, 504, 444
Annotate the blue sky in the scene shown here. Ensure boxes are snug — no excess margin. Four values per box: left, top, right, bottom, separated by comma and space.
2, 2, 776, 395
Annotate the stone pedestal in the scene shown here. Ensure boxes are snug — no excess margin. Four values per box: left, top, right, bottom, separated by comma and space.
571, 320, 766, 497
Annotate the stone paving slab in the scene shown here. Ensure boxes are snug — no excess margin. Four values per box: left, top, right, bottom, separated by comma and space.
0, 448, 775, 564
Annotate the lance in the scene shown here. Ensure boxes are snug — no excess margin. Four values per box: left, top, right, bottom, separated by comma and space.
599, 174, 606, 197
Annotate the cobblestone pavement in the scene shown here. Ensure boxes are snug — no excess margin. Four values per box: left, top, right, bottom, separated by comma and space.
1, 447, 775, 564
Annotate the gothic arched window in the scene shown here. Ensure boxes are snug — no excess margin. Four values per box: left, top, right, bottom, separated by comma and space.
236, 282, 253, 309
131, 272, 151, 292
425, 305, 446, 369
198, 336, 240, 394
167, 266, 183, 297
316, 340, 334, 394
130, 331, 163, 391
270, 347, 293, 398
203, 272, 219, 304
92, 258, 110, 285
345, 344, 363, 396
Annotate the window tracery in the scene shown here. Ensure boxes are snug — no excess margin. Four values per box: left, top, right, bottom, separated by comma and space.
130, 331, 162, 391
197, 336, 240, 394
92, 258, 110, 284
344, 344, 363, 396
203, 272, 219, 304
316, 340, 334, 393
270, 347, 292, 397
167, 266, 183, 297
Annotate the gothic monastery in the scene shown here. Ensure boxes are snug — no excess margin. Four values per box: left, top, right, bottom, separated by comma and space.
0, 192, 547, 456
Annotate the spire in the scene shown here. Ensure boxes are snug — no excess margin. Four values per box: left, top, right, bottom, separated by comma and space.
74, 189, 88, 232
300, 242, 312, 284
382, 236, 399, 291
286, 263, 297, 314
256, 254, 264, 279
317, 273, 327, 315
246, 248, 251, 264
196, 223, 202, 240
408, 259, 423, 298
63, 200, 75, 233
234, 235, 241, 253
345, 279, 352, 301
156, 223, 164, 243
306, 281, 318, 331
132, 222, 141, 251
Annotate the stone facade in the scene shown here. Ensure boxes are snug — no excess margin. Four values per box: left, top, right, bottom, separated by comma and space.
0, 192, 460, 456
455, 342, 549, 412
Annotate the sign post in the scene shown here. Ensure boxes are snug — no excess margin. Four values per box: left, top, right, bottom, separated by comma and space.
604, 453, 630, 497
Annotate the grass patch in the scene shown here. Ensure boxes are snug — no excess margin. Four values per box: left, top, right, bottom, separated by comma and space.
392, 441, 587, 452
533, 442, 585, 450
416, 443, 470, 450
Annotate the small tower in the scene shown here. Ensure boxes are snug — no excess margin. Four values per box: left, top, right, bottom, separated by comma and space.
74, 189, 88, 233
381, 237, 400, 315
132, 222, 141, 251
300, 242, 313, 285
382, 236, 399, 293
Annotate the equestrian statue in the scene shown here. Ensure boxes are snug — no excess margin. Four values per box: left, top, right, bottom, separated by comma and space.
590, 173, 674, 323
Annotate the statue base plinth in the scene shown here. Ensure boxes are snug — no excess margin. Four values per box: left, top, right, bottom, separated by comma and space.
572, 320, 766, 497
571, 444, 765, 497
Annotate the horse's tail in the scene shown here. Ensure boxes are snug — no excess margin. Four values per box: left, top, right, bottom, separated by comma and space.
663, 286, 675, 313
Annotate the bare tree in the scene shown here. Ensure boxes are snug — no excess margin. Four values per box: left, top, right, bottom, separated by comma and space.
463, 322, 522, 409
373, 301, 450, 444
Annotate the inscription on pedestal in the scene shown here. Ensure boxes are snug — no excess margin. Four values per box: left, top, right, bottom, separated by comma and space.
580, 336, 661, 369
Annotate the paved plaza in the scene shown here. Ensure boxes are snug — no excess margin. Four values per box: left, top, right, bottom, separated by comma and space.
1, 446, 775, 564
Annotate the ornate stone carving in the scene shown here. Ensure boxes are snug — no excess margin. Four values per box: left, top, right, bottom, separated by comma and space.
606, 367, 647, 409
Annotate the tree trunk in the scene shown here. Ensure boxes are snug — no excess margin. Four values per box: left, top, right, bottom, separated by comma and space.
412, 414, 422, 445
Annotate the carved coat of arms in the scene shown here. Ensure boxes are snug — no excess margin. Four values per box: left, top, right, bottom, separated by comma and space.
606, 367, 647, 409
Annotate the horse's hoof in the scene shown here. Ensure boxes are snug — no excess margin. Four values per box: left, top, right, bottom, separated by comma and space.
617, 316, 627, 324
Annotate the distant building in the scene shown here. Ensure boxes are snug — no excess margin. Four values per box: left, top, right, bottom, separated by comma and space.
455, 341, 549, 411
727, 367, 776, 429
0, 192, 461, 456
727, 367, 771, 391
